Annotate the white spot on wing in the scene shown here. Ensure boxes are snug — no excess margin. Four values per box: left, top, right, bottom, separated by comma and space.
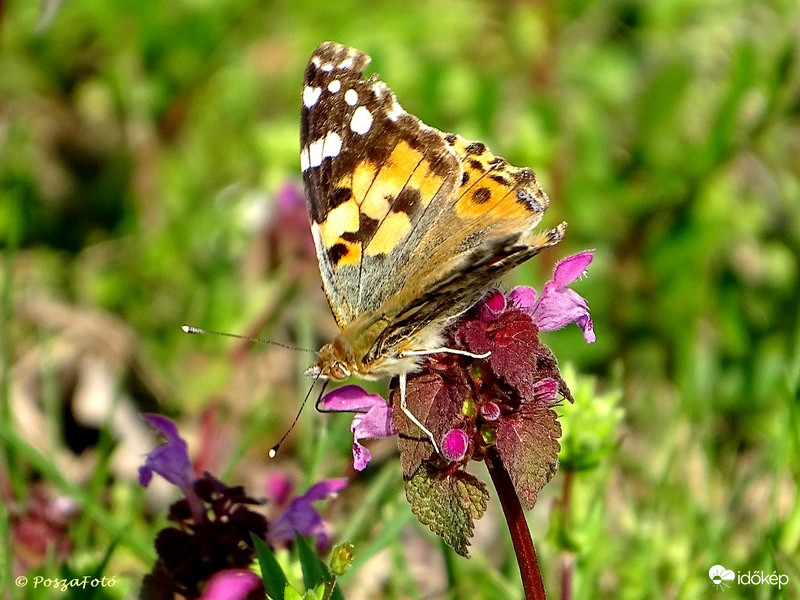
387, 99, 405, 122
308, 137, 324, 168
372, 82, 386, 98
328, 79, 341, 93
321, 62, 334, 72
323, 131, 342, 158
344, 89, 358, 106
308, 131, 343, 169
303, 86, 322, 107
311, 56, 321, 67
339, 56, 354, 69
300, 147, 310, 171
350, 106, 373, 135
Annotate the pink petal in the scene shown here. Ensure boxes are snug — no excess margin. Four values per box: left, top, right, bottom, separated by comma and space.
479, 290, 507, 321
531, 286, 588, 331
200, 569, 261, 600
348, 401, 398, 470
264, 472, 293, 507
551, 250, 594, 287
320, 386, 397, 471
508, 286, 537, 310
351, 400, 397, 441
320, 385, 386, 413
302, 478, 348, 502
352, 441, 372, 472
579, 314, 596, 343
527, 252, 596, 344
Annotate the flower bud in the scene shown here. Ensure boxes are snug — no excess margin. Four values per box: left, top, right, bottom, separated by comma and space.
441, 429, 469, 462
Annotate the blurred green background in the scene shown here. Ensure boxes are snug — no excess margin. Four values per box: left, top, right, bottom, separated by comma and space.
1, 0, 798, 598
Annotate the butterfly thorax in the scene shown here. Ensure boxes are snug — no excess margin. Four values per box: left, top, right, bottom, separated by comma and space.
308, 327, 443, 383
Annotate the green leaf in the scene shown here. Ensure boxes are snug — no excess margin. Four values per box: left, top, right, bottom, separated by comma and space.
404, 463, 489, 557
296, 533, 325, 589
252, 534, 286, 600
295, 534, 345, 600
284, 586, 304, 600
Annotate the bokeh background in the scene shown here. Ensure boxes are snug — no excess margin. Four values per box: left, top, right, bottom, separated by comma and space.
1, 0, 799, 598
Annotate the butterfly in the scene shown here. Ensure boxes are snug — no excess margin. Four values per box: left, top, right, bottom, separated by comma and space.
300, 42, 565, 453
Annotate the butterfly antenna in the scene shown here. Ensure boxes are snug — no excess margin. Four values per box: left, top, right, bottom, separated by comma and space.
269, 376, 329, 458
181, 325, 315, 354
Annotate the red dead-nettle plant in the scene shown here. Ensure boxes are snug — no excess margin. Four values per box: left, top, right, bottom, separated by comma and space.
322, 250, 595, 600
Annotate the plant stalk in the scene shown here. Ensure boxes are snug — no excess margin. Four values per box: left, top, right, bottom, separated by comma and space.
487, 451, 546, 600
559, 469, 575, 600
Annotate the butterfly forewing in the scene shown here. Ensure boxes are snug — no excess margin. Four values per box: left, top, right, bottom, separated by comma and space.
302, 42, 460, 329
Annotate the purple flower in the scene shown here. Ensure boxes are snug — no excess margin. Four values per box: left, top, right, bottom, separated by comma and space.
139, 414, 196, 493
319, 385, 398, 471
267, 476, 348, 552
139, 415, 273, 599
509, 250, 596, 343
140, 470, 268, 599
199, 569, 263, 600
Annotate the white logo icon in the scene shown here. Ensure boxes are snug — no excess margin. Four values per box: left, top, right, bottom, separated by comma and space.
709, 565, 735, 590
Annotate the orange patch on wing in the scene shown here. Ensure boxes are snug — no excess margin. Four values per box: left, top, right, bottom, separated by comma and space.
359, 141, 424, 221
345, 161, 378, 206
388, 140, 425, 174
455, 178, 507, 218
365, 211, 411, 256
360, 188, 390, 220
319, 199, 360, 247
407, 164, 442, 205
334, 240, 362, 266
451, 135, 539, 221
449, 135, 472, 157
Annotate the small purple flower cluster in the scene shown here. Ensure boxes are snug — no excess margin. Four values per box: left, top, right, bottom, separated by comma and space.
139, 415, 345, 599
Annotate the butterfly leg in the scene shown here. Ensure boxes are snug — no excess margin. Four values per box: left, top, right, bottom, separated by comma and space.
402, 347, 491, 360
399, 372, 440, 455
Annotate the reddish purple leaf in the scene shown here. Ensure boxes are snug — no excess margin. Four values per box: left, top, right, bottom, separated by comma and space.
393, 364, 470, 477
495, 405, 562, 510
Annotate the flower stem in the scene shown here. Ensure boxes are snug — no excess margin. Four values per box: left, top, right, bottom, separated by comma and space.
487, 451, 546, 600
559, 469, 575, 600
321, 576, 337, 600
